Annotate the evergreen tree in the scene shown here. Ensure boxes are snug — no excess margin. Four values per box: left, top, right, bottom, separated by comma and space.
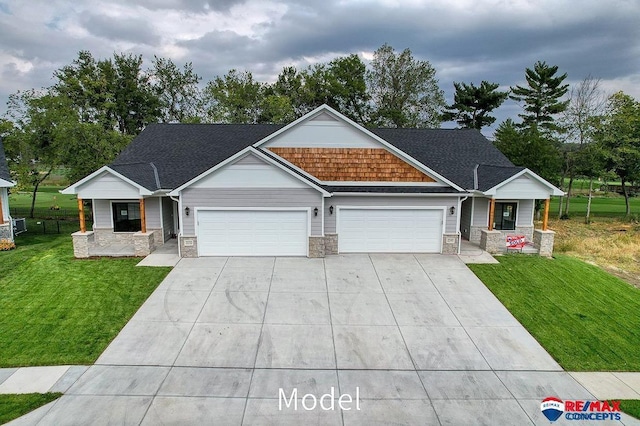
510, 61, 569, 131
442, 81, 508, 129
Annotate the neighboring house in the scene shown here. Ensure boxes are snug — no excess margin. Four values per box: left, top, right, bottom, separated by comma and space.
62, 105, 563, 259
0, 138, 16, 243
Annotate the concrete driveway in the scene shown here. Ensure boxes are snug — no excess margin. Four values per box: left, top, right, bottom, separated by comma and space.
14, 254, 605, 425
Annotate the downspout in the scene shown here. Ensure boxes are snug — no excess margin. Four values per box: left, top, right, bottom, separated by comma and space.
457, 196, 469, 254
170, 195, 181, 258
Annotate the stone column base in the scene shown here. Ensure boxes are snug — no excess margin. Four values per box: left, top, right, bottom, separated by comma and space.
324, 234, 338, 255
309, 236, 326, 258
179, 236, 198, 258
133, 232, 155, 257
442, 234, 460, 254
534, 229, 555, 257
72, 231, 95, 258
480, 229, 503, 254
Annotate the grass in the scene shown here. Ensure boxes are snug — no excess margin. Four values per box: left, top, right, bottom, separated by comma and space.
0, 393, 62, 424
469, 255, 640, 371
550, 218, 640, 288
8, 186, 79, 211
0, 230, 171, 367
621, 401, 640, 420
551, 195, 640, 219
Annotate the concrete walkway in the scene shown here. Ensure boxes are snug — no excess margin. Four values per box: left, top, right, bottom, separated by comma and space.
3, 366, 639, 400
0, 366, 89, 394
136, 239, 180, 267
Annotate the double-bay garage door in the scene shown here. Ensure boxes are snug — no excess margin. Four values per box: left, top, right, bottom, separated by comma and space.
338, 208, 444, 253
197, 209, 308, 256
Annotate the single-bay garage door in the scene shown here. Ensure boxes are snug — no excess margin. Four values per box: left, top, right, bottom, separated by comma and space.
338, 208, 443, 253
197, 209, 308, 256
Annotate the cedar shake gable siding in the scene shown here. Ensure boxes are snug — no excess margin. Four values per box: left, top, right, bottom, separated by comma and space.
268, 148, 435, 182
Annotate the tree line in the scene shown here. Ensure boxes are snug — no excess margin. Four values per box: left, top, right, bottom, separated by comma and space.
0, 43, 638, 219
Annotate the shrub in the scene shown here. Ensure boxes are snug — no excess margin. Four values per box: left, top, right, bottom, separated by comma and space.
0, 239, 16, 251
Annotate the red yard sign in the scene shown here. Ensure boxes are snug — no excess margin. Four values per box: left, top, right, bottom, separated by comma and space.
506, 235, 527, 249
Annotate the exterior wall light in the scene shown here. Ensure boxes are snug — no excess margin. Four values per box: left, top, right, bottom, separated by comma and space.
314, 207, 318, 217
449, 206, 455, 215
329, 206, 334, 215
185, 206, 190, 216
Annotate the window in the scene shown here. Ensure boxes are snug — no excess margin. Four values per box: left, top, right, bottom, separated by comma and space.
494, 202, 517, 231
112, 202, 141, 232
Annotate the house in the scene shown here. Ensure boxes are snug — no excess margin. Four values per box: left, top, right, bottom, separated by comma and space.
61, 105, 563, 259
0, 138, 16, 243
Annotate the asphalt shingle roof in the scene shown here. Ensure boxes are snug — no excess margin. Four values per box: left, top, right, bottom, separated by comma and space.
111, 123, 283, 190
0, 138, 12, 183
370, 128, 516, 190
476, 164, 525, 191
108, 123, 520, 193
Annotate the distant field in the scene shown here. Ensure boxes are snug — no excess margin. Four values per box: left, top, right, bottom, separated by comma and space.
551, 195, 640, 218
9, 186, 79, 210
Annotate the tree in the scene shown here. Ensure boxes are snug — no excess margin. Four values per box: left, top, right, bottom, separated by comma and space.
494, 119, 563, 184
442, 81, 508, 129
313, 54, 370, 122
367, 43, 444, 128
558, 76, 606, 217
510, 61, 569, 131
203, 69, 264, 123
54, 51, 161, 135
594, 92, 640, 216
150, 56, 203, 123
4, 91, 72, 217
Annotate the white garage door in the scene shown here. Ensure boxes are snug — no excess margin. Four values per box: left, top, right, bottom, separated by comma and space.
197, 210, 308, 256
338, 208, 443, 253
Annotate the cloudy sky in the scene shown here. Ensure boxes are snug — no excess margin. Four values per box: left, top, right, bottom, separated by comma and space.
0, 0, 638, 134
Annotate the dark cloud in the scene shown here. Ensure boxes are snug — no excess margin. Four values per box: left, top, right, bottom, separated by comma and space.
1, 0, 638, 136
115, 0, 248, 13
79, 13, 160, 45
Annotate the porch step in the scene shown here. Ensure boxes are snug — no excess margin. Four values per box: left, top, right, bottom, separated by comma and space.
88, 244, 136, 257
504, 245, 539, 255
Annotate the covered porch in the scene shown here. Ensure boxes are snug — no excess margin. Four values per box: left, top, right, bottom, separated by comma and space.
61, 166, 179, 259
460, 168, 564, 257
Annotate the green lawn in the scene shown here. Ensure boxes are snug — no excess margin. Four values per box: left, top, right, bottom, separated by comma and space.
551, 195, 640, 218
469, 255, 640, 371
0, 231, 170, 367
621, 401, 640, 420
8, 186, 79, 210
0, 393, 61, 424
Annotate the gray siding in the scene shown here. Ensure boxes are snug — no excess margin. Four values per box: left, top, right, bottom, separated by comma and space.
472, 197, 489, 226
92, 198, 162, 230
235, 154, 266, 165
181, 188, 323, 236
162, 197, 175, 242
325, 196, 460, 234
93, 199, 111, 228
460, 198, 472, 239
517, 199, 534, 226
146, 197, 162, 229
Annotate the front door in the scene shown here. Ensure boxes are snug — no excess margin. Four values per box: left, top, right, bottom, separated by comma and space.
494, 202, 517, 231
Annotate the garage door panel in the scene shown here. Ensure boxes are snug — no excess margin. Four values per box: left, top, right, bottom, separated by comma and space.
197, 210, 308, 256
338, 208, 443, 253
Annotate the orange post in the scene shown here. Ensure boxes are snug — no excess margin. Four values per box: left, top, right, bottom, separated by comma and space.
78, 198, 85, 233
542, 198, 550, 231
0, 195, 4, 225
140, 198, 146, 233
488, 198, 495, 231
